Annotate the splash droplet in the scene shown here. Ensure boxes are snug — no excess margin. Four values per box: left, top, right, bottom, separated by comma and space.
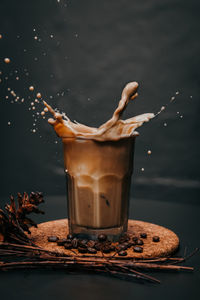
36, 92, 42, 98
8, 121, 11, 126
141, 168, 144, 172
4, 58, 10, 64
29, 86, 34, 91
44, 107, 48, 112
147, 150, 152, 155
164, 122, 167, 127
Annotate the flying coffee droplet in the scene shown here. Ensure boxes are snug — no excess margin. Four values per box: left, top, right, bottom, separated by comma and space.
164, 122, 167, 127
141, 168, 144, 172
0, 34, 2, 39
175, 91, 179, 95
31, 102, 34, 106
8, 121, 11, 125
32, 106, 35, 110
36, 92, 42, 98
4, 58, 10, 64
41, 111, 45, 116
44, 107, 48, 112
29, 86, 34, 91
147, 150, 152, 155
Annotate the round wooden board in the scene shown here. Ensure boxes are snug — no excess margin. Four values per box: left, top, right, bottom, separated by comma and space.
30, 219, 179, 259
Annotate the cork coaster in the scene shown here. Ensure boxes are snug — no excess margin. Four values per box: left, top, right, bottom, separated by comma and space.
30, 219, 179, 259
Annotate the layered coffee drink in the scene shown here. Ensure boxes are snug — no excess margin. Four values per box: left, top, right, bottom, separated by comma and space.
44, 82, 154, 239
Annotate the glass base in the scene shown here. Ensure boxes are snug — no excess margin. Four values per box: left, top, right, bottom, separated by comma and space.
69, 223, 127, 241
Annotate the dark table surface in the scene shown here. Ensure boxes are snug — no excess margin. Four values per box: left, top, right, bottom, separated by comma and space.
0, 195, 199, 300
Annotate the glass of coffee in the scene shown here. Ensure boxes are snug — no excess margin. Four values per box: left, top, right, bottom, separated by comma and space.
62, 136, 136, 240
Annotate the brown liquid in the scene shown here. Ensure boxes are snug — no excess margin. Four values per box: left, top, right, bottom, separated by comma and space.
44, 82, 154, 237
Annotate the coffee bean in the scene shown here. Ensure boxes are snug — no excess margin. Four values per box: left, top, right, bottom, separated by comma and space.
140, 233, 147, 239
65, 238, 73, 244
133, 246, 143, 253
71, 238, 78, 248
136, 239, 144, 246
110, 245, 116, 251
94, 242, 102, 251
64, 243, 72, 249
153, 236, 160, 242
78, 240, 88, 248
87, 240, 96, 248
67, 234, 74, 240
87, 247, 97, 254
132, 236, 138, 242
123, 242, 131, 248
102, 246, 111, 253
57, 238, 68, 246
48, 236, 58, 242
119, 233, 130, 243
117, 244, 127, 251
78, 247, 88, 253
98, 234, 107, 242
118, 250, 127, 256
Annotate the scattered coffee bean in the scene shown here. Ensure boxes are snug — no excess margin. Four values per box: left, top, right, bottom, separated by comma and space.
140, 233, 147, 239
94, 242, 102, 251
153, 236, 160, 242
119, 234, 130, 243
64, 243, 72, 249
78, 240, 88, 248
123, 242, 131, 248
133, 246, 143, 253
132, 236, 138, 243
117, 244, 127, 251
118, 250, 127, 256
78, 247, 88, 253
87, 247, 97, 254
87, 240, 96, 248
98, 234, 107, 242
110, 245, 116, 251
48, 236, 58, 242
102, 246, 111, 253
71, 238, 78, 248
57, 238, 68, 246
65, 238, 73, 244
67, 234, 74, 240
136, 239, 144, 246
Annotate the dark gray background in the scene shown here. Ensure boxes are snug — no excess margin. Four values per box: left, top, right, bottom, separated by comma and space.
0, 1, 199, 299
0, 0, 200, 204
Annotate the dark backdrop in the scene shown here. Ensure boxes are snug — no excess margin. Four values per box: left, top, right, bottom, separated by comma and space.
0, 0, 200, 204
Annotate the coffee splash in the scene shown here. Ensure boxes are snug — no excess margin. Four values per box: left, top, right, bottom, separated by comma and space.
43, 81, 155, 141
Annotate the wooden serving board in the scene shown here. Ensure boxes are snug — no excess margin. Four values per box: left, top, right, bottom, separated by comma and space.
30, 219, 179, 259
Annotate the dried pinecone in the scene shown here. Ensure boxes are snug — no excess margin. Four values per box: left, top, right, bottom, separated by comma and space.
0, 192, 44, 245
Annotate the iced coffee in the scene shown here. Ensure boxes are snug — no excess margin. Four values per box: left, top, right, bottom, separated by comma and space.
63, 137, 135, 238
44, 81, 154, 239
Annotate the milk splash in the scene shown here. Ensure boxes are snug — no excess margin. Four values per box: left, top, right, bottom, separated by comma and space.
43, 81, 155, 141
